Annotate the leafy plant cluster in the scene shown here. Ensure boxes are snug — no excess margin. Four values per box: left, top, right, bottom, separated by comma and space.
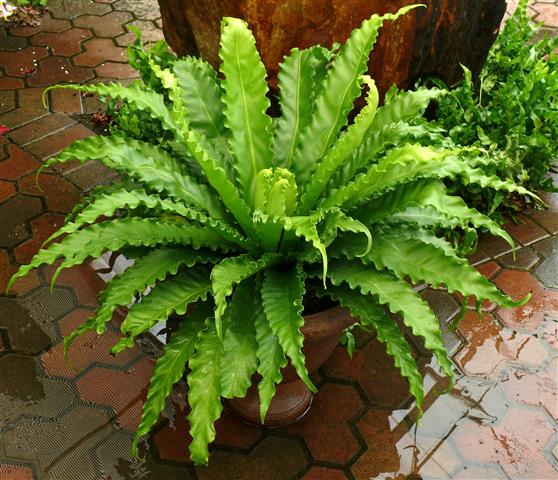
11, 6, 531, 465
13, 0, 48, 8
430, 0, 558, 219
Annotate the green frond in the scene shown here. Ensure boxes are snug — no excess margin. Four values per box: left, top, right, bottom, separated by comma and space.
220, 279, 259, 398
8, 219, 233, 291
323, 144, 536, 210
370, 87, 443, 131
290, 13, 383, 185
220, 17, 273, 207
112, 266, 212, 353
40, 135, 227, 219
324, 284, 424, 413
274, 46, 330, 168
64, 247, 218, 355
187, 320, 223, 465
211, 253, 281, 339
363, 227, 528, 308
45, 82, 179, 136
254, 282, 287, 423
299, 77, 379, 213
355, 180, 512, 245
261, 263, 316, 392
323, 260, 454, 383
44, 188, 251, 252
132, 301, 211, 456
173, 57, 234, 173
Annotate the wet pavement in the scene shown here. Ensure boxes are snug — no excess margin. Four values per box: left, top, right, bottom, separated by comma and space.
0, 1, 557, 479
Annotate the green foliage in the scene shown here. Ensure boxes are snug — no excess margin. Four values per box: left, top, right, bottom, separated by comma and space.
430, 0, 558, 218
14, 0, 47, 7
12, 6, 532, 465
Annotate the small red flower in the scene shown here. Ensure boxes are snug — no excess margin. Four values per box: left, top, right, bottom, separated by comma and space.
0, 125, 11, 135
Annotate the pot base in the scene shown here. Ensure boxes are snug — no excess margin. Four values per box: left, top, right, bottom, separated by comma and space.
225, 379, 312, 428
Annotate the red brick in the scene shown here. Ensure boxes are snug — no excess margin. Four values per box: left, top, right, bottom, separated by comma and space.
14, 213, 66, 264
495, 269, 558, 331
73, 11, 133, 37
453, 407, 557, 479
0, 144, 41, 180
27, 56, 94, 87
19, 172, 80, 213
454, 311, 548, 377
25, 123, 94, 160
31, 28, 92, 56
0, 47, 49, 77
0, 180, 15, 203
8, 113, 76, 146
0, 106, 49, 131
476, 261, 500, 280
0, 90, 16, 114
96, 61, 138, 79
73, 38, 127, 67
0, 76, 24, 90
0, 249, 16, 292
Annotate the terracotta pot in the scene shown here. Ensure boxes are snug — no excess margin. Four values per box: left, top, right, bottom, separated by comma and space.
226, 305, 355, 427
156, 0, 506, 97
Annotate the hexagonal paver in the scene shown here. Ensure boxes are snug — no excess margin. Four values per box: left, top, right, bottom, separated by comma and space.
351, 409, 408, 479
0, 249, 17, 292
8, 15, 71, 37
286, 383, 363, 465
124, 19, 164, 42
503, 357, 558, 422
31, 28, 92, 56
197, 436, 309, 480
323, 339, 418, 409
503, 215, 549, 246
76, 358, 155, 415
73, 11, 133, 37
541, 319, 558, 352
0, 90, 16, 114
41, 330, 138, 378
531, 191, 558, 234
0, 144, 41, 180
27, 56, 94, 87
0, 195, 43, 248
534, 236, 558, 289
73, 37, 127, 67
95, 61, 138, 79
495, 269, 558, 331
421, 289, 462, 353
0, 297, 51, 354
0, 46, 48, 77
498, 246, 541, 270
48, 0, 112, 19
0, 354, 43, 400
1, 405, 111, 475
453, 407, 557, 479
455, 312, 549, 378
8, 113, 76, 146
302, 467, 347, 479
114, 0, 161, 20
0, 179, 15, 203
19, 172, 80, 213
0, 464, 34, 480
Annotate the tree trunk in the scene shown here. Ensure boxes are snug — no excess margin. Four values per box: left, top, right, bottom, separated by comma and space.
157, 0, 506, 96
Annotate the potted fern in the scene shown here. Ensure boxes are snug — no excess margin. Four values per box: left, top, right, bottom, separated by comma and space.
9, 5, 532, 465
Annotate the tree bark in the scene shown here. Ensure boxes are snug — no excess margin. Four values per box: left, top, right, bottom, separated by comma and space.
157, 0, 506, 96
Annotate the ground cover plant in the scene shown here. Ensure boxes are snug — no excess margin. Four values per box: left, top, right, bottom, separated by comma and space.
431, 0, 558, 219
9, 5, 532, 465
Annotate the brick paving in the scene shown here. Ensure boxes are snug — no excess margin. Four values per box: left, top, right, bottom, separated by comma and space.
0, 1, 557, 479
